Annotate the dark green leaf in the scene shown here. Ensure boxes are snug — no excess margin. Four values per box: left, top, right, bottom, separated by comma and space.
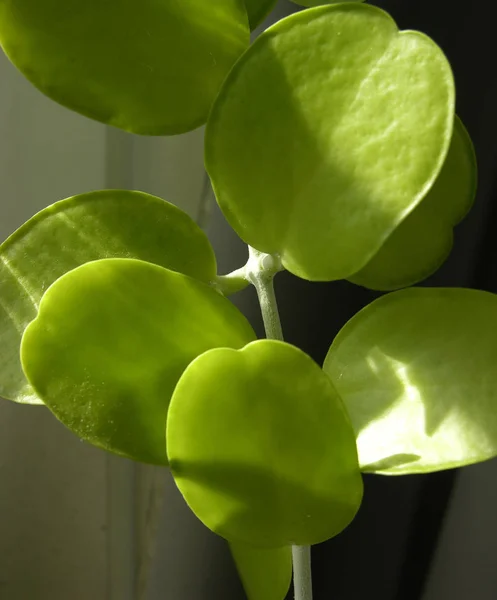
245, 0, 278, 30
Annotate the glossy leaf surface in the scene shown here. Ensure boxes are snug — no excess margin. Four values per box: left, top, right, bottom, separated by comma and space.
0, 190, 216, 405
168, 340, 363, 547
230, 541, 292, 600
21, 259, 255, 464
324, 288, 497, 474
205, 4, 454, 281
0, 0, 249, 134
245, 0, 277, 29
350, 117, 477, 290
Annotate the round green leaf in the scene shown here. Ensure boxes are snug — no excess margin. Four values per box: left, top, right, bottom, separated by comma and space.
349, 116, 477, 290
0, 190, 216, 405
0, 0, 249, 135
324, 288, 497, 475
245, 0, 277, 30
21, 258, 255, 464
168, 340, 363, 547
205, 4, 454, 281
229, 541, 292, 600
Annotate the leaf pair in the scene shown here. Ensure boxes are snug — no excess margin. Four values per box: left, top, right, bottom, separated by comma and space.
22, 274, 362, 596
0, 190, 218, 405
206, 4, 476, 288
19, 256, 362, 537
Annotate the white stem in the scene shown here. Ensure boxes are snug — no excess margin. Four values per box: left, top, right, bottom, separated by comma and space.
246, 246, 313, 600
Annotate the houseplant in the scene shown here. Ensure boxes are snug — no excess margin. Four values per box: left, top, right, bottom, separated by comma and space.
1, 1, 495, 599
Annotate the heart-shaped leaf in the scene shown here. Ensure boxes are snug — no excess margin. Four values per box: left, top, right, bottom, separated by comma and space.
0, 190, 217, 404
349, 116, 477, 290
21, 258, 255, 464
0, 0, 249, 134
205, 3, 454, 281
245, 0, 278, 30
230, 541, 292, 600
324, 288, 497, 474
168, 340, 363, 547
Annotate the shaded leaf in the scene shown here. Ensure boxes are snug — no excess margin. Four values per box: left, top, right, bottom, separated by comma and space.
350, 116, 477, 290
168, 340, 363, 546
230, 541, 292, 600
0, 0, 249, 134
245, 0, 278, 30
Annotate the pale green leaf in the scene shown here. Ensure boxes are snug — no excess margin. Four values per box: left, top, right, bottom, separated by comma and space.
168, 340, 363, 546
0, 190, 216, 404
324, 288, 497, 474
205, 4, 454, 281
21, 258, 255, 463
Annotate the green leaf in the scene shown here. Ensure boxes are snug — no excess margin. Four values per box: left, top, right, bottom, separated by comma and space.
229, 541, 292, 600
0, 190, 217, 405
205, 3, 454, 281
0, 0, 249, 135
323, 288, 497, 475
168, 340, 363, 547
245, 0, 277, 30
20, 258, 255, 464
349, 116, 477, 290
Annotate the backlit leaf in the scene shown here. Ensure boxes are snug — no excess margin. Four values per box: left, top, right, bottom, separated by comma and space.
0, 190, 216, 404
324, 288, 497, 474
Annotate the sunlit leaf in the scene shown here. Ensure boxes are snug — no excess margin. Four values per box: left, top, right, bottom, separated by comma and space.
21, 258, 255, 464
0, 190, 216, 405
168, 340, 363, 547
350, 116, 477, 290
324, 288, 497, 474
0, 0, 249, 134
230, 541, 292, 600
205, 3, 454, 281
245, 0, 278, 30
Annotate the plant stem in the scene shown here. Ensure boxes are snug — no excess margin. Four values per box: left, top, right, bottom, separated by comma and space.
215, 266, 250, 296
246, 246, 313, 600
292, 546, 313, 600
246, 246, 283, 341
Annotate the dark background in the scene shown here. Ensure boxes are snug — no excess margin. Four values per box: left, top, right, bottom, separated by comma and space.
207, 1, 497, 598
